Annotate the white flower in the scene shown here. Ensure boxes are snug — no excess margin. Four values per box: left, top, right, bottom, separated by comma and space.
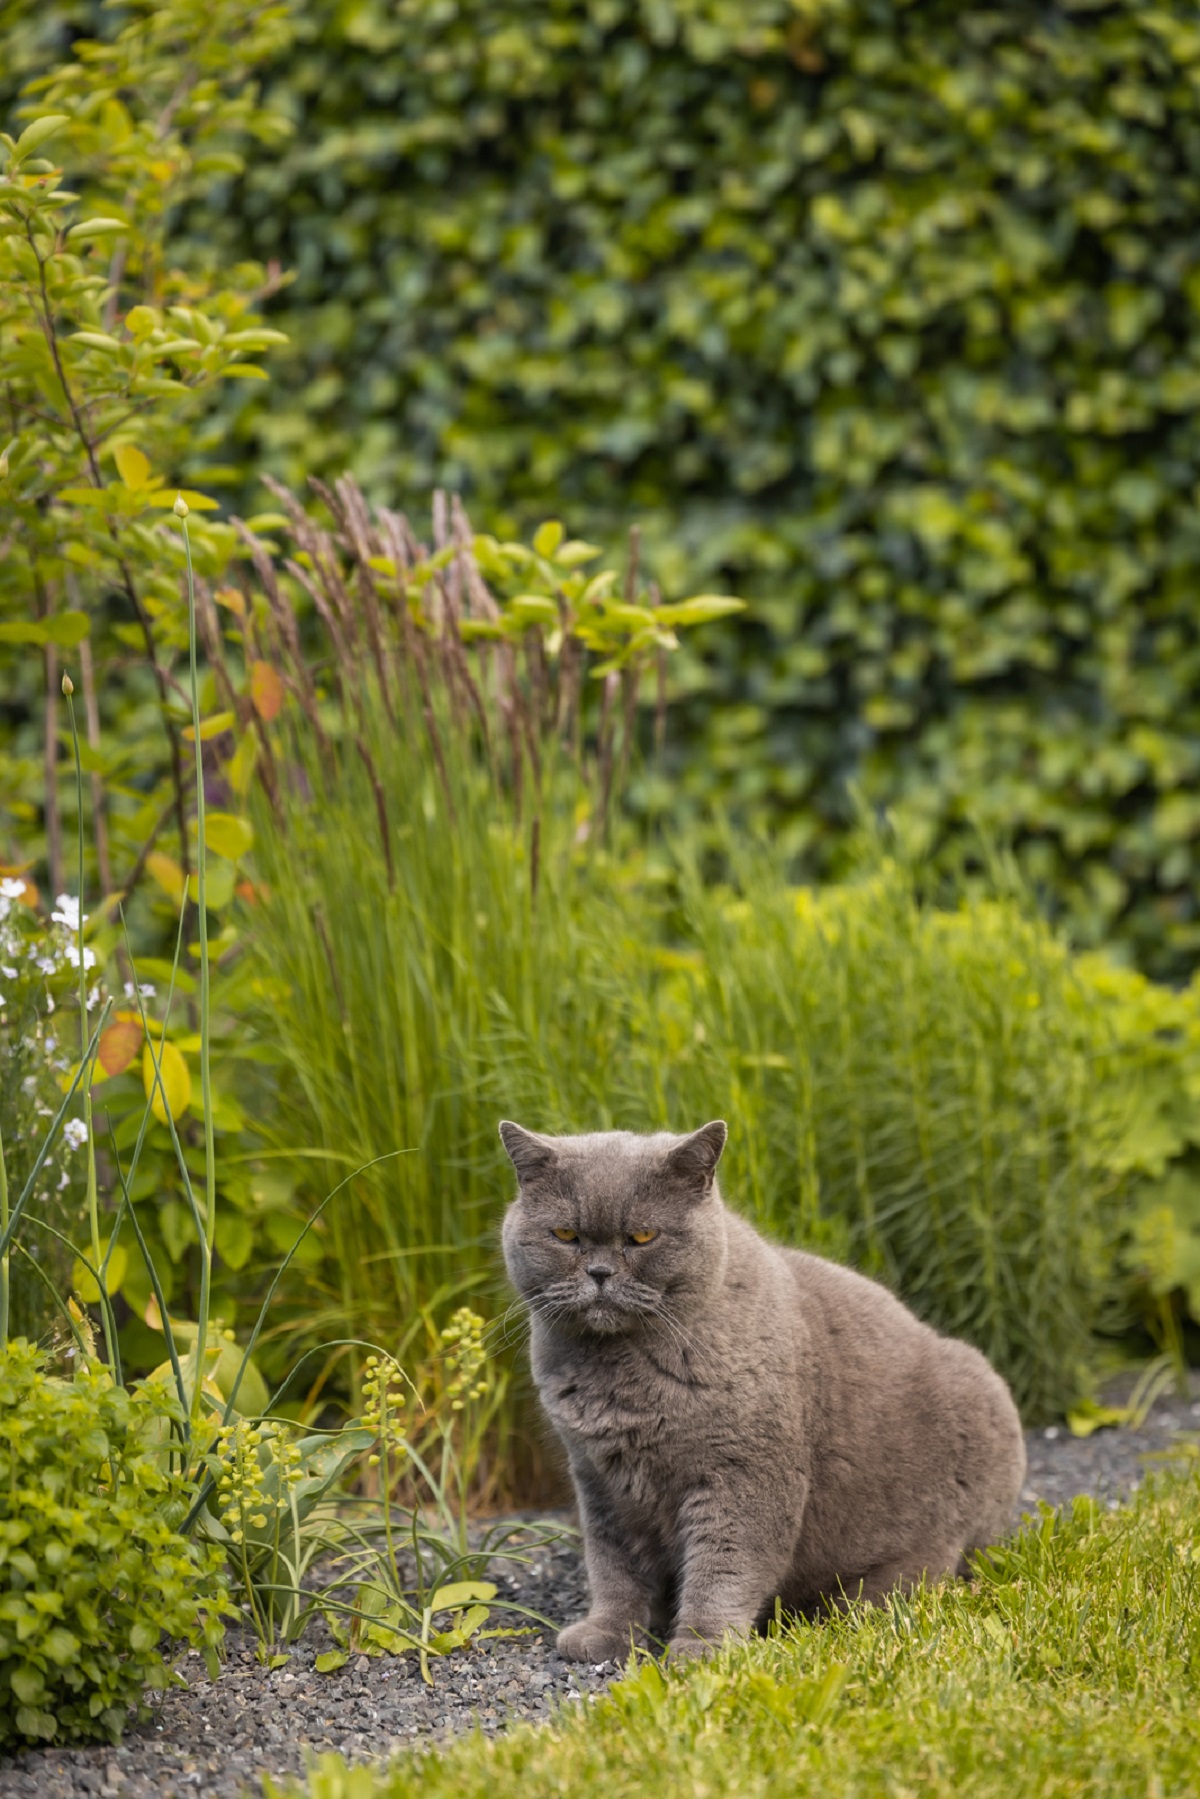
44, 1034, 56, 1055
124, 979, 155, 1000
62, 1118, 88, 1151
2, 965, 16, 979
37, 955, 58, 976
51, 894, 85, 932
62, 943, 96, 971
0, 877, 26, 901
87, 984, 102, 1011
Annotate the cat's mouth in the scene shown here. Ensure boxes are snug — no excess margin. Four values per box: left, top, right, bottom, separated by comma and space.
575, 1286, 643, 1334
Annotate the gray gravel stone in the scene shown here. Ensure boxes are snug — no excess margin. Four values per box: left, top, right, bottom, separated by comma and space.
3, 1374, 1197, 1799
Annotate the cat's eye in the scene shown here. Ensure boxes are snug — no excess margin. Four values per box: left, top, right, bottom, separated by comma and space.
628, 1228, 657, 1245
552, 1226, 578, 1243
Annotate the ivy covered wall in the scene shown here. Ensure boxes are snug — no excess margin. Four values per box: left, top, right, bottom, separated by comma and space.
16, 0, 1200, 973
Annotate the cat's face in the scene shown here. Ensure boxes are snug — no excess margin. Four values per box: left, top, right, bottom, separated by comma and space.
499, 1122, 728, 1336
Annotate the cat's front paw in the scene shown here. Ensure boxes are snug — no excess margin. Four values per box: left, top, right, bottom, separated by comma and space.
557, 1616, 640, 1664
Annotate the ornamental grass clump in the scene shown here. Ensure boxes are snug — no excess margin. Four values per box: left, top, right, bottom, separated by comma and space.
0, 1339, 228, 1749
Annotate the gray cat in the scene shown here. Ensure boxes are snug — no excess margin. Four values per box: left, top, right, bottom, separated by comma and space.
499, 1118, 1026, 1661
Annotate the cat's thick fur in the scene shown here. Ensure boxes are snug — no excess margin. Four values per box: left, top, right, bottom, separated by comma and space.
500, 1119, 1026, 1661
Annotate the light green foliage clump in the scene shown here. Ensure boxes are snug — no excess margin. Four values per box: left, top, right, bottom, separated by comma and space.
268, 1459, 1200, 1799
655, 851, 1135, 1418
200, 0, 1200, 977
0, 1339, 227, 1749
0, 2, 302, 1346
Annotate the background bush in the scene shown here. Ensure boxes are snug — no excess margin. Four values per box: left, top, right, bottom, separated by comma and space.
192, 0, 1200, 978
0, 1340, 226, 1748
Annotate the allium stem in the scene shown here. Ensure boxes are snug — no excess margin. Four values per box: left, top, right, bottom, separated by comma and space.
180, 510, 216, 1423
0, 1118, 10, 1344
64, 684, 101, 1279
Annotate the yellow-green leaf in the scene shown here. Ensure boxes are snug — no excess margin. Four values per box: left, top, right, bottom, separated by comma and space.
146, 851, 185, 902
143, 1039, 191, 1125
203, 812, 254, 861
73, 1240, 127, 1304
429, 1580, 497, 1611
144, 489, 219, 511
532, 520, 564, 558
113, 444, 154, 492
183, 711, 235, 743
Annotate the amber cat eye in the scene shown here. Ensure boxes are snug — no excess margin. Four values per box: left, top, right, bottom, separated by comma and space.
552, 1226, 578, 1242
628, 1229, 657, 1245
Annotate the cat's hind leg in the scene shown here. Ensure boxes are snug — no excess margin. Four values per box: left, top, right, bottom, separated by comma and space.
824, 1542, 963, 1611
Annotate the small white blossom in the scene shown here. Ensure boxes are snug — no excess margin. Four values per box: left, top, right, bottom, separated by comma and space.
44, 1034, 56, 1054
51, 894, 86, 932
62, 943, 97, 972
62, 1118, 89, 1151
87, 983, 102, 1011
2, 965, 16, 979
37, 956, 58, 976
124, 979, 156, 1000
0, 877, 26, 901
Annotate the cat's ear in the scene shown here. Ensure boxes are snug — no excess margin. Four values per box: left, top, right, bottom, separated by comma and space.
664, 1120, 727, 1195
499, 1120, 558, 1185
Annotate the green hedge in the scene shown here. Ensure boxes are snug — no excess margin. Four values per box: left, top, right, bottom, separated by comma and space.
195, 0, 1200, 975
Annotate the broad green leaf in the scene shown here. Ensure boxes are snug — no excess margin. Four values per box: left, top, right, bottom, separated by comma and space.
315, 1651, 349, 1674
40, 611, 90, 648
532, 520, 564, 558
14, 115, 69, 158
68, 218, 129, 240
653, 595, 746, 627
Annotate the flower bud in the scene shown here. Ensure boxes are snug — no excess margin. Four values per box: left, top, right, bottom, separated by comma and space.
173, 493, 189, 518
61, 672, 74, 696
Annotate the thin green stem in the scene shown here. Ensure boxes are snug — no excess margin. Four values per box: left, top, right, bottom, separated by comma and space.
0, 1119, 9, 1344
64, 686, 102, 1279
180, 509, 216, 1425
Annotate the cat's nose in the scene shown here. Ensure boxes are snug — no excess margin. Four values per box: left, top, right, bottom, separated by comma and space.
586, 1263, 614, 1285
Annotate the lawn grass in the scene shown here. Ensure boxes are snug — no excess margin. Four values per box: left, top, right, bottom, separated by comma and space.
265, 1455, 1200, 1799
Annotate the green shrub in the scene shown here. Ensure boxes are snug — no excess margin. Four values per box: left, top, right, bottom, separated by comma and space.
0, 1339, 228, 1748
191, 0, 1200, 978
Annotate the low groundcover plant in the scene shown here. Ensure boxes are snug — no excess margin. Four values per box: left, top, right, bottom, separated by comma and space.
0, 1338, 229, 1749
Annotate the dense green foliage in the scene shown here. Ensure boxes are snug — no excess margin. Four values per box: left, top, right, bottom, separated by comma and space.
270, 1459, 1200, 1799
196, 0, 1200, 976
0, 1340, 227, 1747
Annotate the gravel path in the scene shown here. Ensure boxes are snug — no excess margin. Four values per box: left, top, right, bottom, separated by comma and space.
3, 1374, 1198, 1799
